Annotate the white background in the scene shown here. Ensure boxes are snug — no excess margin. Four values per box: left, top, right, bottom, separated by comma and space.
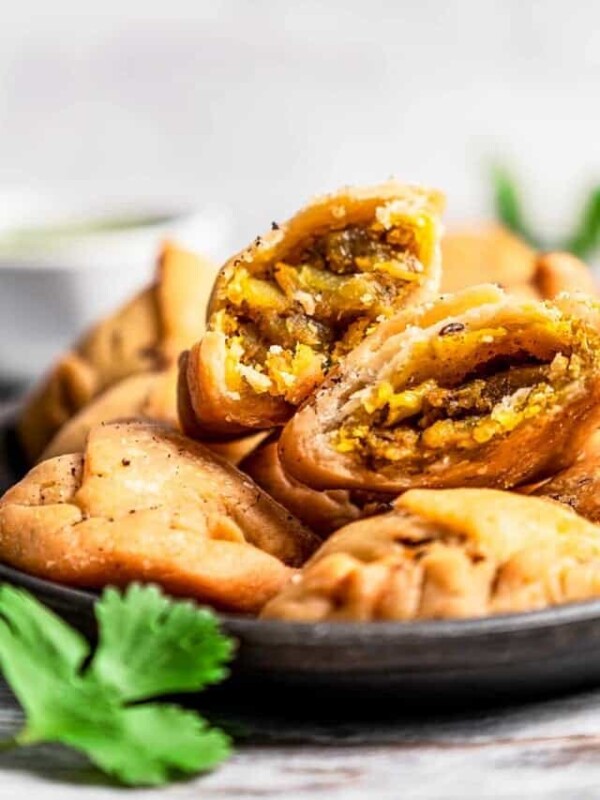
0, 0, 598, 248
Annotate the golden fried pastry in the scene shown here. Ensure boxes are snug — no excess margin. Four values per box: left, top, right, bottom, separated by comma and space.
179, 181, 445, 439
262, 489, 600, 621
441, 224, 537, 295
18, 242, 216, 462
0, 421, 320, 613
533, 252, 598, 299
41, 367, 266, 464
442, 224, 597, 301
240, 438, 364, 537
40, 370, 178, 460
529, 432, 600, 523
205, 432, 269, 467
279, 286, 600, 492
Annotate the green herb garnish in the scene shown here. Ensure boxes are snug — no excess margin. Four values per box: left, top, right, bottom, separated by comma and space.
491, 164, 541, 247
491, 164, 600, 260
563, 188, 600, 259
0, 583, 234, 786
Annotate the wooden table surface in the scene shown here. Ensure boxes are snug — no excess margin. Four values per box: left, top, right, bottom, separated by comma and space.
1, 678, 600, 799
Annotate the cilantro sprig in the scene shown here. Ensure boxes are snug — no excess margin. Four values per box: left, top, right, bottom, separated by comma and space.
0, 583, 234, 786
491, 164, 600, 260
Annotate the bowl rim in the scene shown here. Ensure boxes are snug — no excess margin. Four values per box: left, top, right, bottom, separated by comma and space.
3, 559, 600, 643
0, 200, 230, 271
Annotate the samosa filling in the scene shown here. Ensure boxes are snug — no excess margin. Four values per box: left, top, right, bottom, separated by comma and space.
335, 328, 585, 467
213, 223, 427, 404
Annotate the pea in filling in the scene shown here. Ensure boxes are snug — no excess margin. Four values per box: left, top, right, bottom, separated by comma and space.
334, 322, 590, 468
212, 220, 432, 404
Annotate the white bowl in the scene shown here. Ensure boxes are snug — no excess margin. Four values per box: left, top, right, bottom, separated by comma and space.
0, 192, 231, 381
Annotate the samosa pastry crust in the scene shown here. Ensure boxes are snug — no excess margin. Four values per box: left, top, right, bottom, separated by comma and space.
43, 365, 264, 465
533, 252, 598, 300
18, 242, 216, 462
442, 224, 537, 295
442, 224, 597, 301
40, 369, 179, 460
179, 181, 445, 438
531, 433, 600, 523
205, 431, 268, 467
240, 438, 366, 537
279, 286, 600, 492
0, 421, 320, 613
262, 489, 600, 621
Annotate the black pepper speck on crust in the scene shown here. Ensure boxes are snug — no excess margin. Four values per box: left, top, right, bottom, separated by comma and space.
362, 501, 394, 517
438, 322, 466, 336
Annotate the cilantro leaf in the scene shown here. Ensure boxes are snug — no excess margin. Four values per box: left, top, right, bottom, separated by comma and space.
0, 586, 98, 740
91, 584, 234, 702
81, 703, 231, 786
0, 583, 89, 678
0, 583, 234, 786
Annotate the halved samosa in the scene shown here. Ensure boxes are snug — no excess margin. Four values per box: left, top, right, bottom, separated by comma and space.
0, 421, 319, 613
179, 182, 444, 439
279, 286, 600, 492
262, 489, 600, 621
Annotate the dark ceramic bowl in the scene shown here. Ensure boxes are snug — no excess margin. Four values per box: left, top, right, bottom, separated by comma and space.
4, 402, 600, 705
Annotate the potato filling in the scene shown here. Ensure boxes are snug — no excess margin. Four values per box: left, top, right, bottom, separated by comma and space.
334, 323, 589, 467
213, 223, 428, 404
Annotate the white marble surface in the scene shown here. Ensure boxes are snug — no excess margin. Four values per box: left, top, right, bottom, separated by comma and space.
2, 680, 600, 798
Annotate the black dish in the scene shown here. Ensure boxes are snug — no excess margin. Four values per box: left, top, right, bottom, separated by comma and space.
3, 403, 600, 705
